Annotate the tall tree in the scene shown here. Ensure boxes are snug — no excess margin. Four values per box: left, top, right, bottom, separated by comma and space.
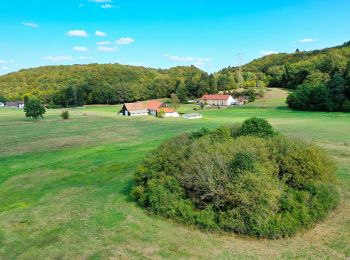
208, 74, 218, 94
170, 93, 180, 110
64, 86, 75, 108
176, 82, 188, 103
24, 98, 46, 119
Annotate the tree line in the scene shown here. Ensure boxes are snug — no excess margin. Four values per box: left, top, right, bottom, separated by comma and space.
217, 41, 350, 112
0, 62, 267, 107
0, 64, 220, 106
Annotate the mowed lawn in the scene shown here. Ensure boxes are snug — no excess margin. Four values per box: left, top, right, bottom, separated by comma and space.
1, 92, 350, 259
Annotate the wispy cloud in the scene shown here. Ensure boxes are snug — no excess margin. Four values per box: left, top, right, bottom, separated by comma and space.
116, 37, 135, 45
78, 3, 85, 7
95, 30, 107, 37
261, 50, 278, 56
164, 53, 212, 63
101, 4, 116, 8
44, 56, 74, 61
97, 46, 118, 52
97, 41, 111, 45
0, 59, 15, 64
164, 54, 212, 68
0, 66, 9, 70
22, 22, 39, 28
299, 38, 318, 43
88, 0, 118, 9
66, 30, 89, 37
89, 0, 112, 2
73, 46, 89, 52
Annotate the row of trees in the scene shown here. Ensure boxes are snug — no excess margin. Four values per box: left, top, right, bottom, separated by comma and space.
0, 62, 267, 107
0, 64, 227, 107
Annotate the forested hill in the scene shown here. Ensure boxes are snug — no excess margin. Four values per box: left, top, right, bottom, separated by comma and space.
1, 41, 349, 107
0, 64, 215, 106
217, 41, 350, 89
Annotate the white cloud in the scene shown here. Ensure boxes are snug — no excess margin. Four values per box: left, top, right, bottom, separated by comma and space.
79, 56, 94, 60
73, 46, 89, 52
164, 54, 212, 68
97, 41, 111, 45
66, 30, 89, 37
22, 22, 39, 28
261, 50, 278, 56
95, 30, 107, 37
101, 4, 116, 8
299, 38, 318, 43
0, 66, 9, 70
89, 0, 112, 2
0, 59, 15, 64
44, 56, 74, 61
116, 37, 135, 45
164, 53, 212, 63
97, 46, 118, 52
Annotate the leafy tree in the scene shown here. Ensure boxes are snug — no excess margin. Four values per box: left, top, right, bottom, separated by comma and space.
208, 74, 218, 93
176, 82, 188, 103
0, 95, 7, 103
64, 86, 75, 108
170, 93, 180, 110
327, 73, 347, 111
24, 98, 46, 119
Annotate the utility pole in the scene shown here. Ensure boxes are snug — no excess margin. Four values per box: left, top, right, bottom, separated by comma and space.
236, 53, 244, 89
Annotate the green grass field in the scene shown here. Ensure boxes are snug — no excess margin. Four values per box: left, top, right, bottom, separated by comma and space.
1, 89, 350, 259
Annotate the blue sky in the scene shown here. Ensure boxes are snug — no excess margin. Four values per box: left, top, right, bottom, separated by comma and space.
0, 0, 350, 75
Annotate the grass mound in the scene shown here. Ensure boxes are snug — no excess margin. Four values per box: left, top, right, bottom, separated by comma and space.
132, 118, 339, 239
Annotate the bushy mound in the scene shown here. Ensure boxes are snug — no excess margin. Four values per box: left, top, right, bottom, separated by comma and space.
132, 118, 339, 238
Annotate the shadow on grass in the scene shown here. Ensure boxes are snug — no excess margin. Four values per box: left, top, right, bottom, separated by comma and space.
121, 178, 135, 203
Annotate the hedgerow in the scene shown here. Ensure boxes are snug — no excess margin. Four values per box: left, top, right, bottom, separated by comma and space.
132, 118, 339, 238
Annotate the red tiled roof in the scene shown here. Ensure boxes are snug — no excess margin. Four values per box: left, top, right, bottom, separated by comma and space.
146, 101, 164, 110
124, 102, 147, 111
156, 107, 176, 113
200, 94, 232, 100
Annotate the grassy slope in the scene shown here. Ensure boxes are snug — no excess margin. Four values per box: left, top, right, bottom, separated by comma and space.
0, 89, 349, 259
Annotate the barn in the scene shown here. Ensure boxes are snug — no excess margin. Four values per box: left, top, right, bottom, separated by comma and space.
119, 103, 149, 116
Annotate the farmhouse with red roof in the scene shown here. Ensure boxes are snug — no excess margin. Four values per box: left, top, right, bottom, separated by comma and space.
146, 101, 166, 116
119, 100, 179, 117
200, 94, 236, 106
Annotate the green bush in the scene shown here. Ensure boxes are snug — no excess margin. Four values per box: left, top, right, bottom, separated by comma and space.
132, 118, 339, 238
237, 117, 275, 138
61, 110, 69, 120
157, 109, 165, 118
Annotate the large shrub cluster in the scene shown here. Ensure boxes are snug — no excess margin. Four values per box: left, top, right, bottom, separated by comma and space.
132, 118, 339, 238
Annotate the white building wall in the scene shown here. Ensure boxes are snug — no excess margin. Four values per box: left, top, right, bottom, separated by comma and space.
164, 112, 180, 118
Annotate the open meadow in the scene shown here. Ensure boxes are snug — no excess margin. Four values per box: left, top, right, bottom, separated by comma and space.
0, 90, 350, 259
